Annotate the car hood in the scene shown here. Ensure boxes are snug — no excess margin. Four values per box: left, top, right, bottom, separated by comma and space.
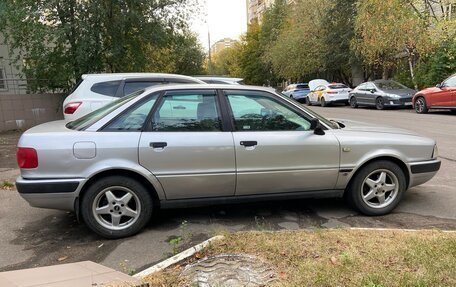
309, 79, 329, 91
333, 119, 419, 136
418, 86, 440, 94
383, 89, 416, 97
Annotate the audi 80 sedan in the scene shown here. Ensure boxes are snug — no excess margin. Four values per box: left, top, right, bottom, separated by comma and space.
16, 85, 440, 238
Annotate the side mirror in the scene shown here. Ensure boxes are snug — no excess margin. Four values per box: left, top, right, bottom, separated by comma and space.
370, 89, 376, 93
310, 118, 325, 135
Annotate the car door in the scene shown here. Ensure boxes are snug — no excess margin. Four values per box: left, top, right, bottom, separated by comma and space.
138, 89, 236, 199
223, 89, 340, 196
435, 75, 456, 107
364, 83, 378, 105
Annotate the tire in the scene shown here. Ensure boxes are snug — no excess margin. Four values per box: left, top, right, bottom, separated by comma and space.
414, 96, 429, 114
349, 96, 358, 108
345, 160, 406, 216
320, 97, 328, 107
81, 176, 153, 238
305, 97, 312, 106
375, 97, 385, 110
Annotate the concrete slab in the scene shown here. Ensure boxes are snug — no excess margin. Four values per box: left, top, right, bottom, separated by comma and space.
0, 261, 142, 287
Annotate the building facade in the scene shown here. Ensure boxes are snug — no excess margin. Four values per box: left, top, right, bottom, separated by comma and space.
210, 38, 238, 55
247, 0, 276, 24
0, 33, 27, 95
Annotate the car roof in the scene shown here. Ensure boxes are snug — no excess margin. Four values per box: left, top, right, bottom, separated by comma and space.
81, 73, 204, 82
195, 76, 243, 81
140, 84, 275, 95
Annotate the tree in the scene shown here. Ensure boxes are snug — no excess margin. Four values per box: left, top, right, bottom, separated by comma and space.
353, 0, 435, 88
211, 43, 242, 77
237, 22, 271, 85
265, 0, 329, 80
0, 0, 203, 91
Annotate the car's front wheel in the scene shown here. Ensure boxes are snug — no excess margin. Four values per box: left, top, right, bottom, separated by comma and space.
375, 97, 385, 110
306, 97, 312, 106
81, 176, 153, 238
320, 97, 328, 107
414, 96, 429, 114
346, 160, 406, 215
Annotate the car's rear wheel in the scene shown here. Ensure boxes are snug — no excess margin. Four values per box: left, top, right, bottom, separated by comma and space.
415, 97, 429, 114
346, 160, 406, 215
81, 176, 153, 238
349, 96, 358, 108
375, 97, 385, 110
320, 97, 328, 107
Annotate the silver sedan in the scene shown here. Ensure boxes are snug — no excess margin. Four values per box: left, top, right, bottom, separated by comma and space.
16, 85, 440, 238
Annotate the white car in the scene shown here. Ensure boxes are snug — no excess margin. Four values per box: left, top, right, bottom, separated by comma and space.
307, 79, 351, 107
63, 73, 204, 120
195, 76, 244, 85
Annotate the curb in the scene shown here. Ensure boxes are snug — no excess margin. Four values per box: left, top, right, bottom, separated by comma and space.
349, 227, 456, 233
133, 235, 224, 278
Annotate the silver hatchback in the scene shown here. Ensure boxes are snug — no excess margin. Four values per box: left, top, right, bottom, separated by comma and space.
16, 85, 440, 238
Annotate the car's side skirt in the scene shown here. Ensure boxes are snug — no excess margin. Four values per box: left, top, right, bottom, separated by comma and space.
160, 189, 344, 209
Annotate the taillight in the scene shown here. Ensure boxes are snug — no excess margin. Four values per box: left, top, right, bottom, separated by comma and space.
327, 91, 337, 94
64, 102, 82, 114
17, 147, 38, 169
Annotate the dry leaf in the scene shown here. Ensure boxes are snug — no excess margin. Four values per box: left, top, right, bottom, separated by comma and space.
58, 256, 68, 262
330, 256, 338, 265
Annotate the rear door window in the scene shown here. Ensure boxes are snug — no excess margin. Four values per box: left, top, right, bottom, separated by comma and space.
296, 84, 309, 89
90, 81, 121, 97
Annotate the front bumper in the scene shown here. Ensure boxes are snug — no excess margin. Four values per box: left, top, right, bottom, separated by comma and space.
16, 177, 84, 211
408, 159, 441, 188
385, 97, 413, 107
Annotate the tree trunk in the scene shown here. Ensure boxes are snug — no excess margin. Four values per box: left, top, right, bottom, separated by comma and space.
406, 47, 418, 90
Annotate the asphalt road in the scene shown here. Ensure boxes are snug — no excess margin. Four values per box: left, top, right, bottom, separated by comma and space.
0, 106, 455, 274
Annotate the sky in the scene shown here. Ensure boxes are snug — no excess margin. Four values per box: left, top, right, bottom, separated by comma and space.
190, 0, 248, 51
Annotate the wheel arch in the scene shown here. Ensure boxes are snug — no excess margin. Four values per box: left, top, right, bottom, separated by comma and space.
344, 156, 410, 196
75, 169, 162, 220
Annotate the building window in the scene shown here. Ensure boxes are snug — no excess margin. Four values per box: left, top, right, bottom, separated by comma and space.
0, 68, 6, 90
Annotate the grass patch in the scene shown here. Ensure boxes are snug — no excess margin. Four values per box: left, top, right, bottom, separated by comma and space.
142, 229, 456, 287
0, 180, 14, 190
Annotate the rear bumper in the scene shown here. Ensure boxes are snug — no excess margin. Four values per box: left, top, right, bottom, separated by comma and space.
16, 177, 84, 211
408, 159, 441, 188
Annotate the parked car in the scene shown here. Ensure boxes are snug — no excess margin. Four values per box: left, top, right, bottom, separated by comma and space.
349, 80, 416, 110
413, 74, 456, 114
307, 79, 350, 106
195, 76, 244, 85
16, 84, 440, 238
282, 83, 310, 102
63, 73, 205, 120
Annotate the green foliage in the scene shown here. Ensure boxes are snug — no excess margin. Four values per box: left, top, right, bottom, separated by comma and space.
414, 39, 456, 88
0, 0, 204, 91
211, 43, 242, 77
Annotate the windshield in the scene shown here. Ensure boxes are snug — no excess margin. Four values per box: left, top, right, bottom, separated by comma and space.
66, 89, 144, 130
277, 93, 338, 129
375, 81, 407, 90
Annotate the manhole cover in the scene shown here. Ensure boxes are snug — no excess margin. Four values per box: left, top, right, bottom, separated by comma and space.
181, 253, 277, 287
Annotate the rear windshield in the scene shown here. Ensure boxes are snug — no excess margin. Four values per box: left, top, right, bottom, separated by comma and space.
90, 80, 121, 96
328, 84, 348, 89
296, 84, 309, 89
66, 89, 144, 130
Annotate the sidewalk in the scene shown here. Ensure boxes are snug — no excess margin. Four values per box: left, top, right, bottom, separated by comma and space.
0, 261, 143, 287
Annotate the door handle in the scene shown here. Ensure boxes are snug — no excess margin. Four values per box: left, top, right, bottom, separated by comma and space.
150, 142, 167, 148
240, 141, 257, 147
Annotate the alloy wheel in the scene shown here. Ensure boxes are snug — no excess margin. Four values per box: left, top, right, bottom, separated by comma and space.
376, 97, 384, 110
92, 186, 141, 231
361, 169, 399, 209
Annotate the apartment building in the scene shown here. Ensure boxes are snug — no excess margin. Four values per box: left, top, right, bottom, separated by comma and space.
210, 38, 238, 55
247, 0, 275, 24
0, 33, 27, 95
